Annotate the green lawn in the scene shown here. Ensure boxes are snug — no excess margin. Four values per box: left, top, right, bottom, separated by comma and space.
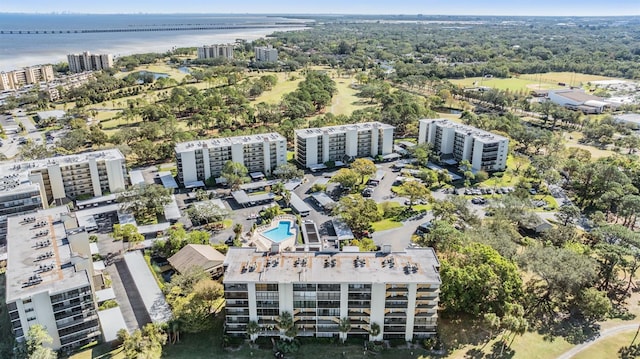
371, 218, 403, 232
572, 330, 638, 359
519, 72, 621, 87
449, 76, 559, 92
253, 72, 303, 104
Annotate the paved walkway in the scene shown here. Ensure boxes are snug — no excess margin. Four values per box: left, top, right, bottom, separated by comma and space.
556, 323, 640, 359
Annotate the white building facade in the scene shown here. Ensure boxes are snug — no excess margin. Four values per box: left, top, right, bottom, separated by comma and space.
223, 247, 440, 341
295, 122, 395, 169
418, 119, 508, 172
175, 133, 287, 186
197, 44, 235, 60
0, 149, 127, 206
255, 46, 278, 62
5, 207, 100, 352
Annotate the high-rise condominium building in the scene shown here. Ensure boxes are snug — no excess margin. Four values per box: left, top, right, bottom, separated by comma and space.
255, 46, 278, 62
418, 119, 509, 172
67, 52, 113, 73
223, 247, 440, 341
175, 133, 287, 186
0, 65, 55, 91
0, 149, 127, 206
5, 207, 100, 352
197, 44, 235, 60
0, 173, 45, 246
295, 122, 395, 170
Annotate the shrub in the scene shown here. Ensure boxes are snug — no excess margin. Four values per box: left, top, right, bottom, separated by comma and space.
98, 299, 118, 311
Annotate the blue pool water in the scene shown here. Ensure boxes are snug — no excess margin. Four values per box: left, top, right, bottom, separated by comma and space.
263, 221, 294, 243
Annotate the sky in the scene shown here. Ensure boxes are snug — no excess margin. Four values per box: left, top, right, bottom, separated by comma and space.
1, 0, 639, 16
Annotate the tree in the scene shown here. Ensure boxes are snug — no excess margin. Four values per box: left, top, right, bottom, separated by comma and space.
338, 317, 351, 342
118, 184, 172, 221
349, 237, 377, 252
273, 163, 304, 180
118, 323, 167, 359
25, 325, 56, 359
369, 322, 381, 340
112, 223, 144, 249
576, 288, 611, 322
399, 180, 432, 210
556, 204, 582, 226
331, 168, 360, 191
185, 201, 229, 226
220, 161, 249, 190
350, 158, 377, 184
333, 194, 382, 237
246, 321, 260, 343
277, 311, 297, 340
165, 268, 224, 333
440, 242, 523, 316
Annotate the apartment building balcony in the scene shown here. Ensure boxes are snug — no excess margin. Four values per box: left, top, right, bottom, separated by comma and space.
226, 317, 249, 324
226, 300, 249, 308
258, 317, 279, 326
225, 308, 249, 316
58, 320, 100, 339
383, 326, 406, 333
56, 314, 99, 331
384, 310, 407, 317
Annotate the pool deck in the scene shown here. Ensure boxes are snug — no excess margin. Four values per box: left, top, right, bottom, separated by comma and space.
252, 215, 298, 251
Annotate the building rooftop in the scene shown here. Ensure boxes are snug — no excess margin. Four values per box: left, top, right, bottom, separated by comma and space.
420, 118, 508, 143
295, 122, 395, 139
175, 133, 285, 153
169, 244, 225, 274
550, 89, 603, 104
223, 247, 441, 285
0, 172, 40, 198
36, 110, 66, 120
615, 113, 640, 127
0, 149, 125, 177
123, 251, 172, 324
5, 206, 92, 303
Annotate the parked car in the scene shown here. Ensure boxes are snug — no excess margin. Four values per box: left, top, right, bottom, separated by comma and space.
529, 188, 538, 195
362, 187, 374, 197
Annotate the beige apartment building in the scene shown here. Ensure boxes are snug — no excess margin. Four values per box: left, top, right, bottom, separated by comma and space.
0, 65, 55, 91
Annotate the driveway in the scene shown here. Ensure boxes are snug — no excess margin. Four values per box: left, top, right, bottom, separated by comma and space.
372, 213, 433, 251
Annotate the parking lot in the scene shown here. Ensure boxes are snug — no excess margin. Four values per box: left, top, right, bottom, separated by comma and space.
0, 110, 55, 160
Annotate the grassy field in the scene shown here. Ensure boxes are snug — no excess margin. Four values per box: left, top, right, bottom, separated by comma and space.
450, 72, 622, 92
253, 72, 303, 104
371, 218, 403, 232
115, 63, 189, 83
449, 76, 560, 92
562, 131, 616, 159
519, 72, 621, 87
572, 330, 638, 359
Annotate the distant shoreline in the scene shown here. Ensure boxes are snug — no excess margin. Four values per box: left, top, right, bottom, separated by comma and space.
0, 27, 306, 71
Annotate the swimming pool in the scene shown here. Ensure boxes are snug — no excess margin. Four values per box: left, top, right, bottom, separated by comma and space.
262, 221, 294, 243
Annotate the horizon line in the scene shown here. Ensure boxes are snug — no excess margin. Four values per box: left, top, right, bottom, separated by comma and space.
0, 12, 639, 17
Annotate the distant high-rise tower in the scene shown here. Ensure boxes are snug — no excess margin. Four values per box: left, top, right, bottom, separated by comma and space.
197, 44, 235, 60
67, 52, 113, 73
254, 45, 278, 62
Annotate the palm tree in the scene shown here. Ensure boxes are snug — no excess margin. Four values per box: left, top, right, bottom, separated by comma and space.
338, 317, 351, 343
369, 322, 381, 341
277, 311, 297, 340
246, 320, 260, 343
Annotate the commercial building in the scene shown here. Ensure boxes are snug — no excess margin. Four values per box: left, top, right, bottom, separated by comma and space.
255, 46, 278, 62
0, 65, 55, 91
295, 122, 395, 170
418, 119, 508, 172
197, 44, 235, 60
5, 207, 100, 352
175, 133, 287, 187
223, 247, 440, 341
547, 89, 611, 114
0, 149, 128, 206
67, 52, 113, 73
